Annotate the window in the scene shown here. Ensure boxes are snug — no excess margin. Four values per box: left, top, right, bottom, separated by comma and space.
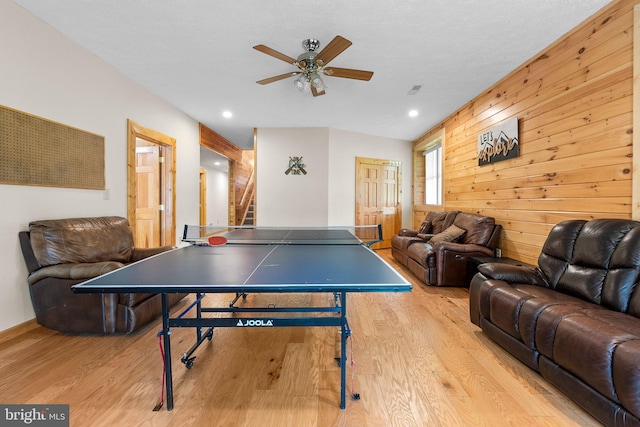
423, 143, 442, 205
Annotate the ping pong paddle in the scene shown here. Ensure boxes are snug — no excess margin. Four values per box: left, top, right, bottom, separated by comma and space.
208, 236, 228, 246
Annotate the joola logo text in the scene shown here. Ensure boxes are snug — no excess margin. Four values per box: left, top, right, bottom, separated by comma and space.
236, 319, 274, 327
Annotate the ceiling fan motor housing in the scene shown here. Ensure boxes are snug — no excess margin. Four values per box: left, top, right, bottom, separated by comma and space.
303, 38, 320, 52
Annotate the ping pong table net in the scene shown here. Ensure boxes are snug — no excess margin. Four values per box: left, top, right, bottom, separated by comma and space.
182, 225, 383, 247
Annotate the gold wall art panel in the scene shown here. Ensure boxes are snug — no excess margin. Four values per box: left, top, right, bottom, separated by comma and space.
0, 105, 105, 190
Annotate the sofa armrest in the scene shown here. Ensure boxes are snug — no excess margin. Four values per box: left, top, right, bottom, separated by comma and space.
131, 245, 176, 262
19, 231, 41, 274
397, 229, 419, 237
27, 262, 125, 285
478, 263, 549, 287
434, 241, 494, 256
432, 242, 494, 286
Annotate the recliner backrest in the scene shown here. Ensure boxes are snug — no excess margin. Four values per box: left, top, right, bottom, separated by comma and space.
538, 219, 640, 314
29, 216, 135, 266
452, 212, 495, 246
427, 211, 458, 234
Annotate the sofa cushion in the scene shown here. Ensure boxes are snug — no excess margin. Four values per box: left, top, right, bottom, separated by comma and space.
29, 216, 134, 266
421, 211, 458, 235
556, 220, 640, 306
452, 212, 495, 246
407, 243, 435, 268
540, 219, 640, 311
428, 224, 466, 245
26, 261, 125, 285
552, 310, 640, 409
613, 339, 640, 418
418, 220, 432, 234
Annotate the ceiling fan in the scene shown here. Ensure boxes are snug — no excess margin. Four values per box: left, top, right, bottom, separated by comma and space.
253, 36, 374, 97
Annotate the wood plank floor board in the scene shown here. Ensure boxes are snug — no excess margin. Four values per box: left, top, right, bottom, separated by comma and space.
0, 249, 602, 426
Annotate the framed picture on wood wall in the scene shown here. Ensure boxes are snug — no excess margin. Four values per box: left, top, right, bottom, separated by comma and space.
477, 117, 519, 166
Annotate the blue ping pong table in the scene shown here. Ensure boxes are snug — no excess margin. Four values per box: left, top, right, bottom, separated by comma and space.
73, 226, 412, 411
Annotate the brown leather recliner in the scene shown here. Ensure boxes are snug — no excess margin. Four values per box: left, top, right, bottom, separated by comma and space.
19, 216, 187, 334
393, 211, 501, 287
469, 219, 640, 427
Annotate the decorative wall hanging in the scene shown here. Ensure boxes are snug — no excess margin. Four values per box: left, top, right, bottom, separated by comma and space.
0, 105, 105, 189
477, 117, 519, 166
285, 156, 307, 175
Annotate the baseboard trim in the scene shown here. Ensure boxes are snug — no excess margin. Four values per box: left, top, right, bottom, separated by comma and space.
0, 319, 40, 344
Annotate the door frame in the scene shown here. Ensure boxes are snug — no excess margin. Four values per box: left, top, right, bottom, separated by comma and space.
199, 167, 207, 226
355, 156, 403, 248
127, 119, 176, 246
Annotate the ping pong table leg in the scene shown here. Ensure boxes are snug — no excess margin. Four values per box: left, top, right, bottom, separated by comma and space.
161, 294, 174, 411
340, 292, 348, 410
180, 293, 214, 369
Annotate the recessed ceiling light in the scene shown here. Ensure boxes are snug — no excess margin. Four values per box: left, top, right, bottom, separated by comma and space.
222, 111, 233, 118
408, 110, 419, 118
214, 161, 221, 166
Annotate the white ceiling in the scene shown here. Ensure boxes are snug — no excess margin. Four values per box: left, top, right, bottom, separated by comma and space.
200, 146, 229, 172
15, 0, 612, 149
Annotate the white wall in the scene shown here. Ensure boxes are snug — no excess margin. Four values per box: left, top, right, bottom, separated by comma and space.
327, 128, 413, 227
205, 166, 229, 226
256, 127, 412, 227
256, 128, 330, 226
0, 1, 201, 332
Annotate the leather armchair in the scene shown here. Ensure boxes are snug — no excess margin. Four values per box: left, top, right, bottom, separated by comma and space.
20, 216, 187, 334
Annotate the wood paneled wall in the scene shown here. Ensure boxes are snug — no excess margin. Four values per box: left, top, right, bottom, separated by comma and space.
414, 0, 635, 265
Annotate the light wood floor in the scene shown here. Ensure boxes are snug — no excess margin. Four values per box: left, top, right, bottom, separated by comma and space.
0, 249, 601, 426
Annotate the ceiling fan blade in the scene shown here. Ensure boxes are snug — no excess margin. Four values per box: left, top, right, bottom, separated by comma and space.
256, 72, 299, 85
253, 44, 297, 65
314, 36, 352, 66
311, 86, 326, 97
324, 67, 373, 81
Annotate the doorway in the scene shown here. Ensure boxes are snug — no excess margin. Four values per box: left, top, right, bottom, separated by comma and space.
127, 119, 176, 248
355, 157, 402, 249
200, 146, 230, 227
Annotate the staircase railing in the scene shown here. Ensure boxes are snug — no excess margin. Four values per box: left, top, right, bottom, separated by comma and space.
236, 168, 255, 225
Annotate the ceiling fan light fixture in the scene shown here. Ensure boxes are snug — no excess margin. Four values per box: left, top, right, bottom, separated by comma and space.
310, 72, 325, 91
293, 74, 310, 92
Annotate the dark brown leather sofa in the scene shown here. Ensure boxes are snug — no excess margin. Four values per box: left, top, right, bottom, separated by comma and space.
19, 216, 187, 334
469, 219, 640, 427
391, 211, 501, 287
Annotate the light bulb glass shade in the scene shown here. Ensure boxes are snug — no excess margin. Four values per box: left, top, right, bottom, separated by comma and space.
310, 72, 325, 91
293, 74, 307, 91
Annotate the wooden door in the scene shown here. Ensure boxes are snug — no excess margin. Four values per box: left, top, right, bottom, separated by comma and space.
135, 141, 161, 247
127, 120, 176, 248
356, 157, 402, 249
